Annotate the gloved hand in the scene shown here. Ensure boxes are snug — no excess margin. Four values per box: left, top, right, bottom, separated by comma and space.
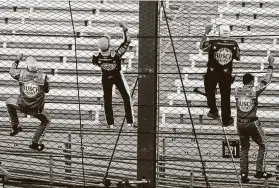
119, 22, 128, 31
16, 53, 23, 61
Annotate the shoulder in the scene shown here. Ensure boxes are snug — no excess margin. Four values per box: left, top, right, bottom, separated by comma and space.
229, 39, 238, 45
206, 39, 214, 44
234, 86, 243, 96
93, 50, 101, 57
37, 71, 47, 79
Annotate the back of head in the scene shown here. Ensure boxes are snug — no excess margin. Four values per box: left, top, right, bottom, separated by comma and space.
243, 73, 254, 85
26, 56, 38, 72
219, 24, 230, 38
98, 34, 111, 51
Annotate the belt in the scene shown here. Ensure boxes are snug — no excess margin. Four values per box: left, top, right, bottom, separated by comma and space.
237, 117, 258, 123
208, 67, 232, 74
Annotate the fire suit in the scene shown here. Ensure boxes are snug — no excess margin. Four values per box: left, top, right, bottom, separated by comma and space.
6, 58, 51, 144
201, 39, 240, 124
235, 65, 273, 175
92, 30, 134, 126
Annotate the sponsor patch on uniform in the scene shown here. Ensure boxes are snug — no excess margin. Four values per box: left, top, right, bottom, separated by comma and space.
100, 63, 117, 71
23, 80, 40, 98
214, 47, 232, 65
238, 96, 254, 112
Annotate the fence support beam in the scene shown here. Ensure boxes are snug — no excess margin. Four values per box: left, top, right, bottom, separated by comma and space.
137, 1, 158, 188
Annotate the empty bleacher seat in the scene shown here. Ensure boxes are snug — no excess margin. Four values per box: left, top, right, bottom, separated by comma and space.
218, 5, 279, 16
0, 35, 139, 48
0, 0, 139, 12
0, 11, 139, 23
0, 47, 135, 59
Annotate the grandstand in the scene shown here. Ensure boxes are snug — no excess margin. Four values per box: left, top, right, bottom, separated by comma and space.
0, 0, 278, 188
0, 0, 139, 187
159, 0, 279, 187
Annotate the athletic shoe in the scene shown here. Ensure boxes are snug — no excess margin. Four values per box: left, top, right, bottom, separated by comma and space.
254, 171, 272, 179
223, 117, 234, 127
107, 124, 114, 129
207, 111, 220, 119
29, 142, 45, 151
127, 123, 137, 128
10, 127, 22, 136
241, 173, 249, 183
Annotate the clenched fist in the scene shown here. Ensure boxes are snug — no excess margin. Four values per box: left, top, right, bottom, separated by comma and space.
119, 22, 128, 31
16, 53, 23, 61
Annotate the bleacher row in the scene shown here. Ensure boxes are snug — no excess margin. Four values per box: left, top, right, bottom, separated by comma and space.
0, 0, 278, 187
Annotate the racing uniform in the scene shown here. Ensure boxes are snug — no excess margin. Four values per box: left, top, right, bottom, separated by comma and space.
235, 63, 273, 178
201, 39, 240, 125
6, 57, 51, 149
92, 29, 134, 126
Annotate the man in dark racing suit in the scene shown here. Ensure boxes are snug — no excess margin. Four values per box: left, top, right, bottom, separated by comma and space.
235, 55, 274, 183
200, 24, 240, 126
6, 54, 51, 151
92, 22, 135, 129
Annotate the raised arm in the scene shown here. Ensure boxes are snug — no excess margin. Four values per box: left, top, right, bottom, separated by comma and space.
43, 75, 50, 93
9, 54, 23, 80
234, 42, 240, 61
199, 25, 212, 52
92, 51, 99, 66
255, 55, 275, 96
116, 22, 131, 57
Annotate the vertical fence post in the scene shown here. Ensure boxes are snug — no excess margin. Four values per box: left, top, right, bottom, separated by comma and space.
138, 1, 158, 188
49, 153, 53, 188
190, 168, 194, 188
64, 132, 72, 180
158, 137, 166, 186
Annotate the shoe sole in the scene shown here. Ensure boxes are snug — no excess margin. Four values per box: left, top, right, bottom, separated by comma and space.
222, 124, 234, 127
29, 144, 44, 151
241, 180, 250, 183
254, 176, 272, 179
10, 127, 22, 136
207, 114, 220, 119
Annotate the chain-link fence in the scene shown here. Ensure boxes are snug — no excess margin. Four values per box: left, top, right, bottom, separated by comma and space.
158, 0, 279, 188
0, 0, 278, 188
0, 0, 140, 187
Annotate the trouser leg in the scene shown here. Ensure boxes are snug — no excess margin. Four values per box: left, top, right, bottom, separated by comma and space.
6, 98, 20, 130
102, 75, 114, 125
114, 72, 134, 124
250, 120, 266, 172
205, 70, 218, 113
239, 133, 250, 174
219, 73, 232, 124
